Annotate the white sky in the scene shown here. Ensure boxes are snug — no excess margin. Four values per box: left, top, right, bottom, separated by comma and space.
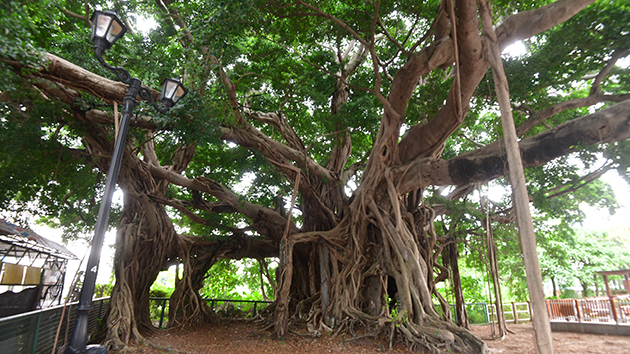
29, 191, 121, 296
580, 170, 630, 231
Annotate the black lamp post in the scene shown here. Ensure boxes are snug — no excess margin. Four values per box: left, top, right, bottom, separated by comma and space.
64, 10, 187, 354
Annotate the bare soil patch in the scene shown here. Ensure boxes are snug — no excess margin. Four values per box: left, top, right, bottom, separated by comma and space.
129, 320, 630, 353
473, 322, 630, 354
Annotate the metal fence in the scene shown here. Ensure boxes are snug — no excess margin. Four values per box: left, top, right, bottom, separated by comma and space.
151, 298, 529, 328
546, 297, 630, 325
0, 297, 110, 354
150, 297, 273, 329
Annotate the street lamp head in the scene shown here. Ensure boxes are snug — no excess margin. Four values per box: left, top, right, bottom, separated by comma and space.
160, 78, 188, 108
90, 10, 127, 51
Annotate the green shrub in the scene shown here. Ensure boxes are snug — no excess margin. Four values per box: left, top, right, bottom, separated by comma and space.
149, 282, 174, 325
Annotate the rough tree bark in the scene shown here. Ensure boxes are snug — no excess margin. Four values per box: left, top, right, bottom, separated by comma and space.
104, 192, 179, 350
168, 239, 221, 328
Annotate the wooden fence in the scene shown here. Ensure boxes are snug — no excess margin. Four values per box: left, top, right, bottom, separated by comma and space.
546, 297, 630, 324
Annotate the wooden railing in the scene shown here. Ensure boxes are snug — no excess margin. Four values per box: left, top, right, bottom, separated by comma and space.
546, 296, 630, 325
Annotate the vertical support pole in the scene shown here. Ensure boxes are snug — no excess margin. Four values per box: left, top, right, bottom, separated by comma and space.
31, 312, 42, 354
512, 302, 519, 324
65, 80, 140, 354
253, 302, 258, 316
610, 298, 619, 324
479, 2, 553, 351
575, 299, 582, 322
159, 299, 167, 329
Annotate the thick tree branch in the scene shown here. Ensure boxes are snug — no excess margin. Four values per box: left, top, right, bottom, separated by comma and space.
85, 109, 159, 129
148, 164, 296, 242
516, 93, 630, 136
148, 194, 237, 226
243, 109, 305, 151
218, 125, 333, 187
1, 53, 160, 103
398, 0, 597, 163
495, 0, 598, 52
516, 48, 630, 136
396, 99, 630, 192
61, 8, 91, 27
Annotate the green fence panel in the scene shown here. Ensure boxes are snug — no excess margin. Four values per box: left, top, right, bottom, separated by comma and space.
0, 297, 110, 354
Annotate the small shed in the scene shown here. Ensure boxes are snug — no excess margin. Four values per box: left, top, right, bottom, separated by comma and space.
0, 219, 77, 317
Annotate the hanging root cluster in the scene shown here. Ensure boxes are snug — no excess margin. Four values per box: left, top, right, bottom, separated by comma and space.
168, 239, 221, 328
272, 169, 488, 354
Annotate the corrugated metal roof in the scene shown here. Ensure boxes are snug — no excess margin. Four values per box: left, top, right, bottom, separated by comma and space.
0, 219, 78, 260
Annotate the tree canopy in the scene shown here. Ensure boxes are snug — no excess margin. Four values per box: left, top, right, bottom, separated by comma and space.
1, 0, 629, 352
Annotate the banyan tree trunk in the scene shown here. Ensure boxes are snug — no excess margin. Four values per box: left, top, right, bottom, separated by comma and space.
102, 192, 179, 350
268, 23, 487, 353
168, 241, 220, 327
274, 175, 488, 353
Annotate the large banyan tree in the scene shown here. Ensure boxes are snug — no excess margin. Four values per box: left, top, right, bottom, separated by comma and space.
1, 0, 629, 352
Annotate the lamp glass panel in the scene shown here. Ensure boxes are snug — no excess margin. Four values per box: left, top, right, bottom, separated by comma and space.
163, 80, 178, 100
172, 85, 186, 103
106, 19, 124, 44
95, 14, 113, 38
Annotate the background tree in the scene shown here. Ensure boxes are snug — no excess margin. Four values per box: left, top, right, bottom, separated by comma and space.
1, 0, 629, 353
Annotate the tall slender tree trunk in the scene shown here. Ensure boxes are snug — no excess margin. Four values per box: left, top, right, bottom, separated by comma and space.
485, 217, 507, 338
481, 2, 553, 351
97, 138, 195, 349
448, 241, 469, 329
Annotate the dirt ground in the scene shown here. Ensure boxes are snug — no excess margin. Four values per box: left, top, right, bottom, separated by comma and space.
132, 320, 630, 353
